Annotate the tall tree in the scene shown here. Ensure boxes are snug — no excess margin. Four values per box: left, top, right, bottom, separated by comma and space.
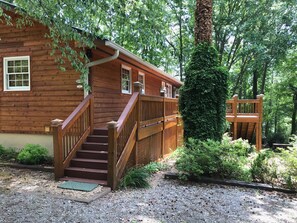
179, 0, 228, 141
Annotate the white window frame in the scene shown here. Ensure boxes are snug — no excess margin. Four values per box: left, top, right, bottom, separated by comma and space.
121, 65, 132, 94
3, 56, 30, 91
166, 83, 173, 98
138, 72, 145, 94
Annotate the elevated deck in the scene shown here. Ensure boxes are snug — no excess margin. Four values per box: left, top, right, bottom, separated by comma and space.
226, 95, 264, 151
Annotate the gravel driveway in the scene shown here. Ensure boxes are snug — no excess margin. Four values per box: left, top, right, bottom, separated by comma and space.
0, 167, 297, 223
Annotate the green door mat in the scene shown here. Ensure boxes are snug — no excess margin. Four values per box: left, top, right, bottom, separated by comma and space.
58, 181, 98, 192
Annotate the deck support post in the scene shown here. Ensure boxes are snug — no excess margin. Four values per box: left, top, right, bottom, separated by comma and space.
256, 94, 264, 151
232, 94, 238, 140
107, 121, 118, 190
51, 119, 64, 180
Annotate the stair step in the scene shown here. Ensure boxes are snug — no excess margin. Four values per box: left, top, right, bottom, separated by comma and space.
60, 177, 108, 186
87, 135, 108, 143
65, 167, 107, 180
93, 128, 108, 135
71, 158, 108, 169
82, 142, 108, 151
76, 150, 108, 159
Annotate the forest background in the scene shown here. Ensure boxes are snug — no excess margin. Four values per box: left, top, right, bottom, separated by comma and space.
1, 0, 296, 145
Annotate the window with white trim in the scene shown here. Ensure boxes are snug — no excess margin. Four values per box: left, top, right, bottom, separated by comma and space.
121, 65, 132, 94
166, 83, 172, 98
138, 72, 145, 94
3, 56, 30, 91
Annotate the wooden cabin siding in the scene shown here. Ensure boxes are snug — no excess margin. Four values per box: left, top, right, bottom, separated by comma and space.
90, 48, 179, 128
0, 15, 84, 134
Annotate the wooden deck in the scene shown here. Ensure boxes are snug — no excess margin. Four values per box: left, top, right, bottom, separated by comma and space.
226, 94, 264, 151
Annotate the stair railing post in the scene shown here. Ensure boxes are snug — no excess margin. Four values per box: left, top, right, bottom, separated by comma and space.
232, 94, 238, 140
256, 94, 264, 151
133, 82, 142, 165
160, 90, 166, 158
90, 95, 94, 134
51, 119, 64, 180
107, 121, 118, 190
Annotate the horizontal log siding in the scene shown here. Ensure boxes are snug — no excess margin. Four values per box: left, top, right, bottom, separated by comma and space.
90, 49, 171, 128
0, 14, 83, 134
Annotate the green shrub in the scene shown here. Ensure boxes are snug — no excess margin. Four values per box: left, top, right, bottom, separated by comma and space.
251, 150, 278, 183
179, 43, 228, 141
0, 145, 19, 161
142, 162, 168, 175
221, 134, 255, 157
176, 138, 251, 181
17, 144, 49, 165
119, 167, 150, 189
120, 161, 168, 189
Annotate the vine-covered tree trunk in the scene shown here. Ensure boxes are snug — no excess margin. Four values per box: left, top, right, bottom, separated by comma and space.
194, 0, 212, 44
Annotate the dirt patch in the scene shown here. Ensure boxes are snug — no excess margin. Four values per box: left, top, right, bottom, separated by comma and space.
0, 167, 108, 203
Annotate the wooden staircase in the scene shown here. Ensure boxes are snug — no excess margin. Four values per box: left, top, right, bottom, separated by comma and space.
60, 128, 108, 186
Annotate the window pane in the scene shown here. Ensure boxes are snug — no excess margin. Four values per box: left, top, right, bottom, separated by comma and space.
9, 81, 15, 87
8, 61, 14, 66
16, 81, 23, 86
16, 74, 22, 80
22, 67, 28, 72
23, 74, 29, 80
8, 67, 14, 73
23, 81, 29, 86
22, 60, 28, 66
15, 67, 21, 73
9, 74, 16, 80
15, 60, 21, 66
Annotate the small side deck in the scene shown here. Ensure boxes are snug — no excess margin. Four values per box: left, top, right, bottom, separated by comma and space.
226, 94, 264, 150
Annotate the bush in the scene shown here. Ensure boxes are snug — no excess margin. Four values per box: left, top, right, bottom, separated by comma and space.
251, 150, 278, 183
17, 144, 49, 165
176, 138, 252, 181
179, 43, 228, 141
120, 161, 168, 189
0, 145, 19, 161
119, 167, 150, 189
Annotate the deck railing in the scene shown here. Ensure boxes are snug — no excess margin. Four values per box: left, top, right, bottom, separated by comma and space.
226, 94, 263, 151
51, 95, 94, 179
108, 82, 181, 189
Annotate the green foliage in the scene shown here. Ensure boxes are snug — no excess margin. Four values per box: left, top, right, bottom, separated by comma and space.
120, 161, 167, 189
17, 144, 49, 165
179, 43, 228, 141
251, 150, 278, 183
176, 137, 252, 181
142, 162, 168, 175
119, 167, 150, 189
0, 145, 19, 161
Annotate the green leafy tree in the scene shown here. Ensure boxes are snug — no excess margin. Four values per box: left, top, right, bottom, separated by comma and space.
179, 0, 228, 141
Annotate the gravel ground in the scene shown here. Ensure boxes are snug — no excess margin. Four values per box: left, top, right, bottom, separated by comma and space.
0, 166, 297, 223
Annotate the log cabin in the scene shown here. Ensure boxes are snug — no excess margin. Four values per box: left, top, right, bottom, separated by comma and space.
0, 1, 183, 188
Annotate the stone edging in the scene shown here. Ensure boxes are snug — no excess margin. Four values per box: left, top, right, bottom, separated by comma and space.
164, 172, 297, 194
0, 162, 54, 172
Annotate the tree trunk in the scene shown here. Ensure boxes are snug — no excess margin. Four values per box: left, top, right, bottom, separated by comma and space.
260, 61, 269, 94
253, 69, 258, 99
195, 0, 213, 44
292, 91, 297, 135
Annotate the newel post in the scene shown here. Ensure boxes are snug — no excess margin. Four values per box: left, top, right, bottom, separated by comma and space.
160, 90, 165, 158
107, 121, 118, 190
232, 94, 238, 140
133, 82, 142, 165
51, 119, 64, 180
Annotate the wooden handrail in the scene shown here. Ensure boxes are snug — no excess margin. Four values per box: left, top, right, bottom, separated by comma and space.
62, 94, 93, 130
52, 94, 94, 180
117, 92, 139, 134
